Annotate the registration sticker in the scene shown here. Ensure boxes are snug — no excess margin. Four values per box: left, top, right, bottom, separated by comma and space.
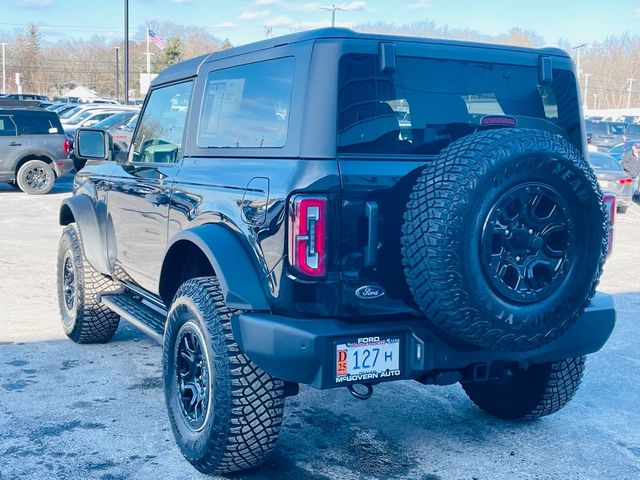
335, 336, 401, 384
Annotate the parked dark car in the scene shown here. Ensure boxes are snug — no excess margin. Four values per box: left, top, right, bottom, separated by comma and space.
588, 151, 634, 212
622, 122, 640, 143
0, 107, 72, 193
59, 28, 615, 474
586, 120, 627, 149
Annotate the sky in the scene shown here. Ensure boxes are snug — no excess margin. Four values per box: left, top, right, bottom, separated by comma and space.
1, 0, 639, 47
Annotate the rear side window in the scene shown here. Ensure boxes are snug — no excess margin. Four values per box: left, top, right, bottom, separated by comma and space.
198, 57, 295, 148
0, 115, 18, 136
13, 112, 63, 135
337, 54, 581, 155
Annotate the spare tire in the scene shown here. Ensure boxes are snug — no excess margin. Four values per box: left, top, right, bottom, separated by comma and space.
401, 128, 607, 351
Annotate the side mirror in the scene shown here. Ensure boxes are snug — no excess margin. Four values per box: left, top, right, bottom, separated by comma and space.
75, 128, 113, 161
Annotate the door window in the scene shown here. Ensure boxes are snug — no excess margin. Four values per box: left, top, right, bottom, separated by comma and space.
130, 81, 193, 164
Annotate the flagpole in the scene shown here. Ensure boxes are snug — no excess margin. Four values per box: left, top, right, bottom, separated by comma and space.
146, 27, 151, 74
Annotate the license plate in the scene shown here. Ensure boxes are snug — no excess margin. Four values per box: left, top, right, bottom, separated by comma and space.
335, 336, 401, 384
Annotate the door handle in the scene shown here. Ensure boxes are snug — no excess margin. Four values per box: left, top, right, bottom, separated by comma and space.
145, 192, 170, 206
9, 142, 22, 146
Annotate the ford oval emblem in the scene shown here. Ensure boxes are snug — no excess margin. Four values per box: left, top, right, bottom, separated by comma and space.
355, 285, 385, 300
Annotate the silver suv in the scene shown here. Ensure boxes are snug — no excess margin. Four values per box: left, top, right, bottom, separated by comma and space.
0, 108, 73, 194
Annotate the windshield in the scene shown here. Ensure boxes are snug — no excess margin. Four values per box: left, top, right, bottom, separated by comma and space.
66, 110, 97, 125
589, 153, 621, 170
94, 112, 134, 129
59, 106, 83, 119
337, 54, 581, 155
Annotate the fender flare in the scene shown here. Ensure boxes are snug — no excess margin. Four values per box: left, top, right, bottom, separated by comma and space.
160, 224, 270, 311
59, 195, 111, 275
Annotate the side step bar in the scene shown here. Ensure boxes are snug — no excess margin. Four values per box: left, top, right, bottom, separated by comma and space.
100, 292, 166, 343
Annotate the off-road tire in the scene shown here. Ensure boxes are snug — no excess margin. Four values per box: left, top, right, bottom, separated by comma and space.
16, 159, 56, 195
163, 277, 285, 474
402, 128, 607, 351
57, 224, 121, 343
462, 356, 586, 419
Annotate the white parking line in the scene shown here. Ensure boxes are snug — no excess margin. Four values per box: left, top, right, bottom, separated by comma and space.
627, 205, 640, 218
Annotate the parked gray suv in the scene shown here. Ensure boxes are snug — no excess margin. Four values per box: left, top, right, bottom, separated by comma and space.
0, 108, 73, 194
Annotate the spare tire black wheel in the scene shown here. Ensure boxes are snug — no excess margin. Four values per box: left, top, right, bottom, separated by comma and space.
401, 128, 607, 351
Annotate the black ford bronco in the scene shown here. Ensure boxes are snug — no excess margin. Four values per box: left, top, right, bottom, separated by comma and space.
58, 29, 616, 474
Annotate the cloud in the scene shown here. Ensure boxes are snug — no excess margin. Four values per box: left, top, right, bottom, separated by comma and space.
13, 0, 55, 7
264, 16, 296, 28
255, 0, 282, 5
406, 0, 429, 9
213, 22, 238, 28
170, 0, 192, 3
290, 1, 367, 12
239, 9, 271, 20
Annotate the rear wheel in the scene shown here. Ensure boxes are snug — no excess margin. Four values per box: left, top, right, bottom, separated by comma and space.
462, 357, 586, 419
163, 277, 285, 474
16, 159, 55, 195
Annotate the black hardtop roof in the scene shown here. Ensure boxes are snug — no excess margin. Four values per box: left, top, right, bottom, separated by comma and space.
153, 28, 570, 86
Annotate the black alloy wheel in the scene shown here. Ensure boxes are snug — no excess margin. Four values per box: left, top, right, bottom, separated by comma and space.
174, 322, 211, 432
481, 182, 575, 304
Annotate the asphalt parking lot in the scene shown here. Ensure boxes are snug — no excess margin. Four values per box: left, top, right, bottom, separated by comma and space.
0, 175, 639, 480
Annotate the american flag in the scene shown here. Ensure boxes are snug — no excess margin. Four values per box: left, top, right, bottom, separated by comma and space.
148, 30, 165, 49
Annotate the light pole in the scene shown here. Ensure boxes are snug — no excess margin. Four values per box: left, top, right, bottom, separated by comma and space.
1, 42, 7, 95
124, 0, 129, 104
571, 43, 586, 76
320, 4, 347, 27
627, 78, 635, 108
115, 46, 120, 103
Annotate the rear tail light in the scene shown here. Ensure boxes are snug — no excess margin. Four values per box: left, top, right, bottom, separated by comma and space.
616, 178, 633, 185
288, 195, 327, 277
602, 193, 616, 258
63, 137, 70, 155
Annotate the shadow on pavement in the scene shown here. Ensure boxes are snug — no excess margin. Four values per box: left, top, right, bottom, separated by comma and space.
0, 173, 74, 195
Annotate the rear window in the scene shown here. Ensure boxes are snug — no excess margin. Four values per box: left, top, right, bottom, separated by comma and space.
13, 112, 63, 135
589, 153, 621, 170
337, 54, 580, 155
586, 121, 608, 134
0, 115, 18, 136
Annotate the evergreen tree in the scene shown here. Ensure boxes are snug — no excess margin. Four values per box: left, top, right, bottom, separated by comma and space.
153, 37, 183, 72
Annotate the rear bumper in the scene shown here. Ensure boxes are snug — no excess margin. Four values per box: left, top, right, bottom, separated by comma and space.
232, 292, 616, 390
53, 158, 74, 176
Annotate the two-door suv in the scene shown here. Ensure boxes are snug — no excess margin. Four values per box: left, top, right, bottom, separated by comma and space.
58, 29, 616, 474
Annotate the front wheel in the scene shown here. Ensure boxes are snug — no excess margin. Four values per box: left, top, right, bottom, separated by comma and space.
462, 357, 586, 420
163, 277, 285, 474
16, 159, 55, 195
57, 224, 121, 343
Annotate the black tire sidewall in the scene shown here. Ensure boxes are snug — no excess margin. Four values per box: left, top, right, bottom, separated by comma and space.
57, 226, 86, 340
463, 153, 602, 345
17, 160, 56, 195
163, 291, 224, 463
